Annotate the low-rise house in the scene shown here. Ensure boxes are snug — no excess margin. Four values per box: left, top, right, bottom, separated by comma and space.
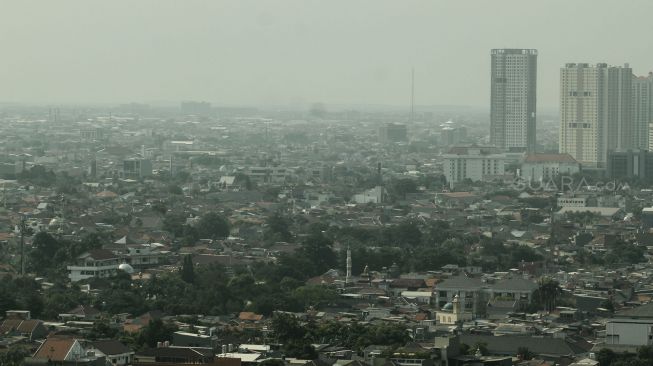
459, 334, 587, 362
135, 346, 215, 365
59, 305, 101, 322
492, 323, 537, 336
389, 278, 427, 297
89, 340, 134, 366
126, 243, 165, 270
0, 318, 48, 341
172, 331, 218, 349
30, 336, 106, 365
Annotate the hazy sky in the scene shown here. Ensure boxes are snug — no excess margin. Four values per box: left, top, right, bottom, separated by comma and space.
1, 1, 652, 110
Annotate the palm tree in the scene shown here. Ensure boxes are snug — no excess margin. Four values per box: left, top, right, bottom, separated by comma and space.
538, 277, 562, 312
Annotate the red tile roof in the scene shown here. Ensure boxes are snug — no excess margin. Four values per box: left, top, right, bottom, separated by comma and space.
238, 312, 264, 321
33, 337, 77, 361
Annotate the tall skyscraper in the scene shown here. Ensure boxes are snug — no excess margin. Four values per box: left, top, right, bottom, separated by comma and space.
633, 73, 653, 150
559, 63, 632, 166
490, 49, 538, 152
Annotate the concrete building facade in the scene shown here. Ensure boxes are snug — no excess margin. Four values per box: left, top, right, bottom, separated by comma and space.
632, 73, 653, 150
490, 49, 538, 152
520, 153, 580, 182
443, 147, 506, 188
559, 63, 633, 166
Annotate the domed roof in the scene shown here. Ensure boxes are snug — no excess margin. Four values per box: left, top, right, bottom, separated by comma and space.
118, 263, 134, 274
442, 302, 453, 311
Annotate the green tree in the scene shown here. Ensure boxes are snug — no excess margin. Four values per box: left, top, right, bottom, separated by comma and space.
265, 213, 292, 242
139, 319, 178, 348
196, 212, 230, 239
517, 346, 534, 360
163, 212, 187, 237
88, 318, 119, 339
180, 255, 195, 284
29, 232, 60, 275
291, 285, 339, 310
390, 178, 418, 200
271, 313, 306, 343
597, 348, 616, 366
382, 220, 422, 247
537, 277, 562, 312
301, 230, 337, 276
168, 184, 183, 195
284, 340, 318, 359
0, 344, 31, 366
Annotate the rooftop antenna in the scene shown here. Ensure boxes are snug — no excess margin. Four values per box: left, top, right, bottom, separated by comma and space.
410, 67, 415, 123
346, 247, 352, 286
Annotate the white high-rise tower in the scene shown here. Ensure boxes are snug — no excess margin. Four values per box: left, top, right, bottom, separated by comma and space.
490, 49, 538, 152
559, 63, 632, 166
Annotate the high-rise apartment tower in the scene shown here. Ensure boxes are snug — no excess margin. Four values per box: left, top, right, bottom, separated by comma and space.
633, 73, 653, 151
490, 49, 538, 152
559, 63, 632, 166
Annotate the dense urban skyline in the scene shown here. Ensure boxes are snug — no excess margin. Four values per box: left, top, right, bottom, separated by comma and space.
1, 1, 653, 110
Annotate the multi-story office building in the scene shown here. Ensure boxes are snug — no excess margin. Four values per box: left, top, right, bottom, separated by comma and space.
606, 150, 653, 183
633, 73, 653, 150
379, 123, 408, 143
123, 158, 153, 179
440, 125, 467, 146
520, 153, 580, 182
559, 63, 632, 166
490, 49, 538, 152
442, 146, 507, 188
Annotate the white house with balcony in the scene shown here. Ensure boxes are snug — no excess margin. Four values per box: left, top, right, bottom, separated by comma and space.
125, 243, 165, 270
67, 249, 120, 282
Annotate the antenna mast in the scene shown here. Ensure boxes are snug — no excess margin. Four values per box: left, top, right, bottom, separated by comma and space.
410, 67, 415, 122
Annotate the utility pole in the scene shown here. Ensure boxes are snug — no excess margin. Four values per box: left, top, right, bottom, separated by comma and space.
20, 215, 26, 276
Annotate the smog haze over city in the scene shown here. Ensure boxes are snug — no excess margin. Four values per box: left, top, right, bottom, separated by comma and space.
3, 2, 653, 366
1, 0, 652, 109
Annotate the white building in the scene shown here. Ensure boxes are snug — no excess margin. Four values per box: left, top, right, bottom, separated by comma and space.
126, 243, 165, 270
490, 49, 538, 152
557, 197, 588, 208
353, 186, 384, 204
243, 166, 293, 184
559, 63, 633, 166
520, 153, 580, 181
443, 147, 506, 188
436, 294, 472, 325
633, 74, 653, 150
90, 340, 135, 366
67, 249, 120, 282
605, 318, 653, 346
